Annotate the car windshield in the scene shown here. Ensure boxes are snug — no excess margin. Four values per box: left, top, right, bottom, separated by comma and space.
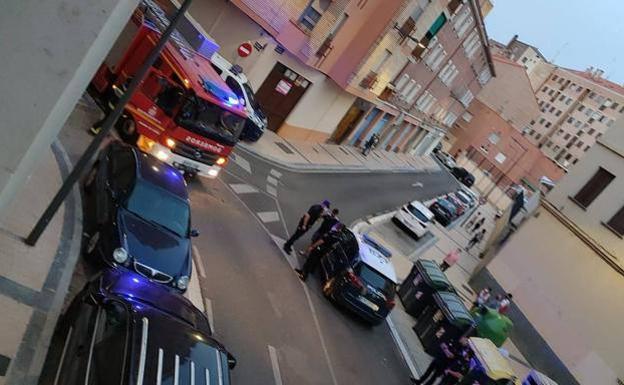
356, 264, 395, 297
456, 192, 471, 205
243, 83, 259, 110
125, 180, 190, 237
407, 204, 430, 222
438, 199, 457, 214
175, 95, 245, 146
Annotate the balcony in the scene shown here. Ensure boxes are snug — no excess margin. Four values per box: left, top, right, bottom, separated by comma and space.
359, 70, 379, 90
316, 35, 333, 58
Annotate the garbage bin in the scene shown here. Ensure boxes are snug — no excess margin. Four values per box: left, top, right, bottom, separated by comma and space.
413, 291, 475, 355
473, 307, 513, 347
398, 259, 453, 318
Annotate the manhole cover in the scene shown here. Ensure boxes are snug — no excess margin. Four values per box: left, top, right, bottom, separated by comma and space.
275, 142, 294, 154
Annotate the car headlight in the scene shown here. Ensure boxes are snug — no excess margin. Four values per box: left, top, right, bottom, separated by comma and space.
177, 275, 190, 290
113, 247, 129, 264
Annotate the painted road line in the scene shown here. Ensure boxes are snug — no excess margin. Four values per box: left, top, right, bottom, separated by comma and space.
266, 185, 277, 197
412, 182, 423, 188
266, 291, 283, 319
269, 169, 282, 179
386, 316, 420, 379
257, 211, 280, 223
266, 176, 279, 186
229, 183, 259, 194
231, 153, 252, 174
192, 246, 206, 278
204, 298, 215, 334
267, 345, 284, 385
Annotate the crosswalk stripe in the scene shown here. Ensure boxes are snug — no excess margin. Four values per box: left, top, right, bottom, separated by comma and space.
266, 185, 277, 197
257, 211, 280, 223
229, 183, 258, 194
267, 176, 278, 186
269, 169, 282, 178
231, 153, 252, 174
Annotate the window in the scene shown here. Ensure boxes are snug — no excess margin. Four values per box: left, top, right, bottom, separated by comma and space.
546, 141, 553, 147
488, 132, 500, 144
553, 145, 560, 151
373, 49, 392, 72
572, 158, 578, 165
573, 167, 616, 208
576, 140, 583, 148
548, 89, 555, 96
552, 75, 558, 81
578, 105, 585, 112
549, 106, 555, 113
438, 61, 459, 86
530, 120, 536, 125
589, 91, 596, 99
453, 6, 473, 37
588, 128, 596, 135
329, 12, 349, 37
529, 129, 535, 135
462, 29, 480, 58
574, 120, 582, 128
424, 43, 446, 71
535, 133, 542, 140
611, 102, 619, 110
539, 118, 546, 124
395, 74, 410, 91
462, 112, 473, 122
478, 68, 492, 85
404, 83, 422, 103
542, 86, 548, 93
565, 153, 572, 160
415, 91, 436, 113
566, 97, 572, 105
564, 133, 571, 140
522, 57, 528, 63
584, 145, 590, 151
567, 117, 574, 124
442, 112, 457, 126
299, 0, 330, 31
545, 122, 551, 128
459, 89, 474, 107
607, 206, 624, 236
559, 95, 565, 101
558, 129, 564, 134
556, 110, 562, 116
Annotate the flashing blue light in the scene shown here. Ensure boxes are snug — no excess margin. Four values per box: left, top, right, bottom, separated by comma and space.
132, 278, 140, 283
227, 96, 240, 106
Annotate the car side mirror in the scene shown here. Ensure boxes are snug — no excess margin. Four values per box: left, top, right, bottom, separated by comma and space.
190, 229, 200, 237
227, 352, 237, 369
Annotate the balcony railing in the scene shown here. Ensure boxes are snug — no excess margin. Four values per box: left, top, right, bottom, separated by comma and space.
359, 70, 379, 90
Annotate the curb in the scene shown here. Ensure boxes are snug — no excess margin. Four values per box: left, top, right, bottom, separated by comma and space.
236, 143, 441, 175
7, 140, 83, 385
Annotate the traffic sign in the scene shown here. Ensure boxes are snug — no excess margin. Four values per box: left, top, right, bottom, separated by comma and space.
237, 42, 253, 57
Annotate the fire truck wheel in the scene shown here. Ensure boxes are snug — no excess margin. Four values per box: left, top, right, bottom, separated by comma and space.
116, 117, 138, 143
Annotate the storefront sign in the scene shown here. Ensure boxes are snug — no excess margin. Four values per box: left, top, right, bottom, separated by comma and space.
275, 80, 292, 95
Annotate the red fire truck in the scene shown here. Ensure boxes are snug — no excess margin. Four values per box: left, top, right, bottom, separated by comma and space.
90, 1, 247, 178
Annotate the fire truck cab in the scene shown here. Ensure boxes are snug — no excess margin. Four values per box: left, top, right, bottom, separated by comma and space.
90, 2, 247, 178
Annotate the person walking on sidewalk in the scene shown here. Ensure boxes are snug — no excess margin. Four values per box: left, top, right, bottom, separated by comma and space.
464, 211, 481, 230
283, 200, 331, 254
465, 229, 486, 251
295, 223, 344, 281
362, 133, 380, 156
470, 217, 485, 233
439, 248, 461, 271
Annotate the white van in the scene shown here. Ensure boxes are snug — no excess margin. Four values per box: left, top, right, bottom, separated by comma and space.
209, 53, 268, 141
392, 200, 435, 239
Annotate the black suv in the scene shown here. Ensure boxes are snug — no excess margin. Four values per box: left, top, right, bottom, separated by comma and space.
83, 142, 197, 292
451, 167, 475, 187
319, 230, 398, 325
40, 268, 235, 385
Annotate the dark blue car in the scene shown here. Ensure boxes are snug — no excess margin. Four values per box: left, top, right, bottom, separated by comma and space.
429, 198, 458, 227
40, 269, 236, 385
83, 142, 197, 292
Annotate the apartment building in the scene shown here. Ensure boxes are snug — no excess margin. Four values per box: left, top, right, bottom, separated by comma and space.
339, 0, 494, 155
490, 35, 551, 92
477, 118, 624, 384
525, 67, 624, 169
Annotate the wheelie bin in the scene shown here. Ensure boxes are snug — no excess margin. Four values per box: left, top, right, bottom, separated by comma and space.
413, 291, 475, 355
398, 259, 453, 318
457, 337, 518, 385
473, 306, 514, 347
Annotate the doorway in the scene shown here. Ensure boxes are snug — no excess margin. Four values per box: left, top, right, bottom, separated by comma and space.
255, 62, 311, 133
331, 104, 365, 144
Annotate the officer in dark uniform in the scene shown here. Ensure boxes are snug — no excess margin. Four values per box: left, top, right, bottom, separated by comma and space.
295, 222, 344, 281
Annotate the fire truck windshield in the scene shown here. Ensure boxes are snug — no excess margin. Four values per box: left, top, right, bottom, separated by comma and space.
176, 96, 245, 146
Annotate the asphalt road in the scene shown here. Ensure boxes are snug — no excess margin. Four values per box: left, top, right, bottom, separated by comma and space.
57, 101, 460, 385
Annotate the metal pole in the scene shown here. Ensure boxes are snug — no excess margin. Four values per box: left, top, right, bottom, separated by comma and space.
25, 0, 194, 245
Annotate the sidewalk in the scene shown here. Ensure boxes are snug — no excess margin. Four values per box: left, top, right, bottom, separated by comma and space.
0, 141, 82, 385
238, 130, 441, 173
355, 204, 534, 380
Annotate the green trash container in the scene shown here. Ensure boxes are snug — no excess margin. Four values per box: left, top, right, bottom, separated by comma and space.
473, 307, 513, 347
414, 291, 475, 355
398, 260, 453, 317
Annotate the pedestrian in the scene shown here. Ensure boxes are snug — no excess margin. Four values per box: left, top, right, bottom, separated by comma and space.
472, 287, 492, 309
464, 211, 481, 229
295, 222, 344, 281
439, 248, 461, 271
308, 208, 340, 246
362, 133, 380, 156
498, 293, 513, 314
471, 217, 485, 233
410, 341, 458, 385
465, 229, 486, 251
487, 293, 503, 309
283, 200, 330, 254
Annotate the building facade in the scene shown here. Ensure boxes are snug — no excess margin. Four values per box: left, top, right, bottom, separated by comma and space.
479, 118, 624, 384
187, 0, 493, 155
525, 67, 624, 169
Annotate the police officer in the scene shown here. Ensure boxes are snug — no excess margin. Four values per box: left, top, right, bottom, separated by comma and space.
283, 200, 330, 254
295, 222, 344, 281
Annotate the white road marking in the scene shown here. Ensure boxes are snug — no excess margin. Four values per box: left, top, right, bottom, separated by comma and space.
266, 291, 283, 319
412, 182, 423, 188
229, 183, 259, 194
267, 176, 279, 186
267, 345, 284, 385
257, 211, 280, 223
192, 246, 206, 278
266, 185, 277, 197
386, 316, 421, 378
204, 298, 215, 334
231, 153, 252, 174
269, 169, 282, 178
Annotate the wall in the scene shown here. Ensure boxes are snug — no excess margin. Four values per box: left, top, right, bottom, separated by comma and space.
527, 60, 555, 92
488, 208, 624, 383
546, 122, 624, 263
0, 0, 140, 218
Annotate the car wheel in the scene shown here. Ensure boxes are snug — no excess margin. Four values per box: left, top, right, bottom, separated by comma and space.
85, 231, 100, 257
116, 117, 138, 143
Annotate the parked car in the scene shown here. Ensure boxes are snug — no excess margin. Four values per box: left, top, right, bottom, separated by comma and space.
435, 151, 456, 169
210, 53, 268, 142
319, 230, 397, 325
451, 166, 475, 187
392, 200, 435, 239
83, 142, 197, 292
429, 198, 458, 227
454, 190, 475, 208
39, 268, 236, 385
447, 193, 467, 216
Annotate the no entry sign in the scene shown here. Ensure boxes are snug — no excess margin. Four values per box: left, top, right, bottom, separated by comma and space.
237, 42, 253, 57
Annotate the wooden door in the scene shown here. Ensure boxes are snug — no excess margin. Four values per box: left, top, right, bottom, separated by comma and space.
331, 105, 365, 144
255, 62, 311, 132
